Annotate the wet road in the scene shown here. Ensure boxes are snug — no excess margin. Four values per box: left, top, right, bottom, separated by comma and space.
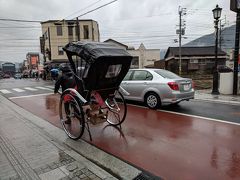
1, 78, 240, 179
162, 101, 240, 124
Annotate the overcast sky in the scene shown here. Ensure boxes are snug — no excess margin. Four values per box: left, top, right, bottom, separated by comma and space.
0, 0, 236, 63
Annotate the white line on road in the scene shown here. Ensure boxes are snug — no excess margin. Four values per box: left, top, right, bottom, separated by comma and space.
126, 104, 240, 126
35, 87, 53, 91
24, 87, 38, 91
45, 86, 54, 89
9, 93, 54, 99
12, 88, 25, 92
158, 109, 240, 126
0, 89, 12, 94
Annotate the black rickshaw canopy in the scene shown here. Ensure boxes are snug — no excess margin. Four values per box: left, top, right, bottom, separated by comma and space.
62, 41, 132, 99
63, 41, 132, 65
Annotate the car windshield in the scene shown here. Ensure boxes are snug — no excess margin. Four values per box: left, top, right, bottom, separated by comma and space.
154, 69, 180, 79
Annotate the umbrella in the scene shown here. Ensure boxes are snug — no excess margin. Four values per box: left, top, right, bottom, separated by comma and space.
50, 68, 59, 73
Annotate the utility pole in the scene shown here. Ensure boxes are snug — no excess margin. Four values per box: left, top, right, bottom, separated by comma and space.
47, 27, 51, 60
76, 17, 80, 41
233, 11, 240, 95
177, 6, 186, 76
230, 0, 240, 95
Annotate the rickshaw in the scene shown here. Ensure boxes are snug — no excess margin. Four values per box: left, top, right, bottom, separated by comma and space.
59, 41, 132, 141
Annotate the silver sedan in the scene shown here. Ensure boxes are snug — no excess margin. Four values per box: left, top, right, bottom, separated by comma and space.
120, 68, 195, 109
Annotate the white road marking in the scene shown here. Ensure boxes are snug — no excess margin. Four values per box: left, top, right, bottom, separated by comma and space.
193, 99, 240, 106
127, 104, 240, 126
24, 87, 38, 91
158, 109, 240, 126
12, 88, 25, 92
0, 89, 12, 94
35, 86, 52, 91
9, 93, 54, 99
45, 86, 54, 89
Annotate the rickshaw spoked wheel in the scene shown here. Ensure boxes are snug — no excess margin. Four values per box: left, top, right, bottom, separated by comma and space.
105, 90, 127, 126
59, 91, 85, 140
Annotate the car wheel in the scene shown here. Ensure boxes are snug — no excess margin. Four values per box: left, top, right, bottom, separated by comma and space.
145, 92, 161, 109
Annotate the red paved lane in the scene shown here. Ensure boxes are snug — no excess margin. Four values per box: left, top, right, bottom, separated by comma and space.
12, 94, 240, 180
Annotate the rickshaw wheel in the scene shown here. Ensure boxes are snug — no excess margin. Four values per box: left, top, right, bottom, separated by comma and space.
59, 92, 85, 140
106, 91, 127, 126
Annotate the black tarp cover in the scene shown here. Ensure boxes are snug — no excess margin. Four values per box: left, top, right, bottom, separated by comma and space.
63, 41, 132, 64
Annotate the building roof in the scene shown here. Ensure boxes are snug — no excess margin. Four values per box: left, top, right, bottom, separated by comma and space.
104, 39, 129, 49
41, 19, 97, 24
2, 62, 15, 65
164, 46, 226, 59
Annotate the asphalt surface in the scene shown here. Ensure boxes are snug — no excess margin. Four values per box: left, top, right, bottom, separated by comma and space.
162, 100, 240, 124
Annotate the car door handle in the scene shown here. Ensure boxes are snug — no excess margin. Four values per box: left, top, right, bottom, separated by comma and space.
143, 82, 148, 85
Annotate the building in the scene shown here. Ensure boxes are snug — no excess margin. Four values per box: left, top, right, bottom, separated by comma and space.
40, 19, 100, 65
2, 62, 16, 76
104, 39, 160, 68
164, 46, 227, 74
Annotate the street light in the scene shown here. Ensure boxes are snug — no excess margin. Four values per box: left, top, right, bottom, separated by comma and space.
211, 4, 222, 95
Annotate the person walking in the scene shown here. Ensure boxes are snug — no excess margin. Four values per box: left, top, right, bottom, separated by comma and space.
35, 71, 39, 80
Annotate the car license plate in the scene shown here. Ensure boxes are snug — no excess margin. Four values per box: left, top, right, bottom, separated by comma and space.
183, 84, 190, 91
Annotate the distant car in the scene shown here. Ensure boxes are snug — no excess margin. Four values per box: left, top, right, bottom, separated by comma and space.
22, 73, 29, 78
14, 73, 22, 79
120, 68, 195, 109
3, 74, 11, 78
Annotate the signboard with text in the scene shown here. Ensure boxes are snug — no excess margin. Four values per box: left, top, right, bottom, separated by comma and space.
31, 56, 38, 65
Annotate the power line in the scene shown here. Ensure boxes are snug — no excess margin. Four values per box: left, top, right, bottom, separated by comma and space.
65, 0, 104, 20
0, 18, 41, 23
75, 0, 118, 18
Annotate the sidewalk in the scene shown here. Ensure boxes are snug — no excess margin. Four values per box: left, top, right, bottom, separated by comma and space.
0, 94, 141, 180
194, 89, 240, 105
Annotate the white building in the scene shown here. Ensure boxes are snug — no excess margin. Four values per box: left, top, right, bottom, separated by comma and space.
104, 39, 160, 69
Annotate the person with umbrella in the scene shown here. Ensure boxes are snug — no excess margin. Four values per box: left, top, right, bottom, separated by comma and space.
50, 68, 59, 81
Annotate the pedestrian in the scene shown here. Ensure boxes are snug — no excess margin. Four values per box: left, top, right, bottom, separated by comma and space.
51, 68, 59, 82
35, 71, 39, 80
54, 63, 77, 124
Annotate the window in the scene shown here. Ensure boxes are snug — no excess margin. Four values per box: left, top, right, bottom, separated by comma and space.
83, 25, 89, 39
105, 64, 122, 78
68, 25, 73, 36
206, 59, 214, 63
131, 57, 139, 68
132, 70, 153, 81
199, 59, 206, 65
58, 46, 64, 55
190, 59, 198, 63
154, 69, 180, 79
123, 71, 132, 80
56, 25, 62, 36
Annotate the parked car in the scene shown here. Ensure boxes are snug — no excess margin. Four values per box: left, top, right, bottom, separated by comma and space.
14, 73, 22, 79
3, 74, 11, 78
120, 68, 195, 109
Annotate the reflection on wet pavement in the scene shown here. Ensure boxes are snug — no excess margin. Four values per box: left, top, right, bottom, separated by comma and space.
12, 94, 240, 180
